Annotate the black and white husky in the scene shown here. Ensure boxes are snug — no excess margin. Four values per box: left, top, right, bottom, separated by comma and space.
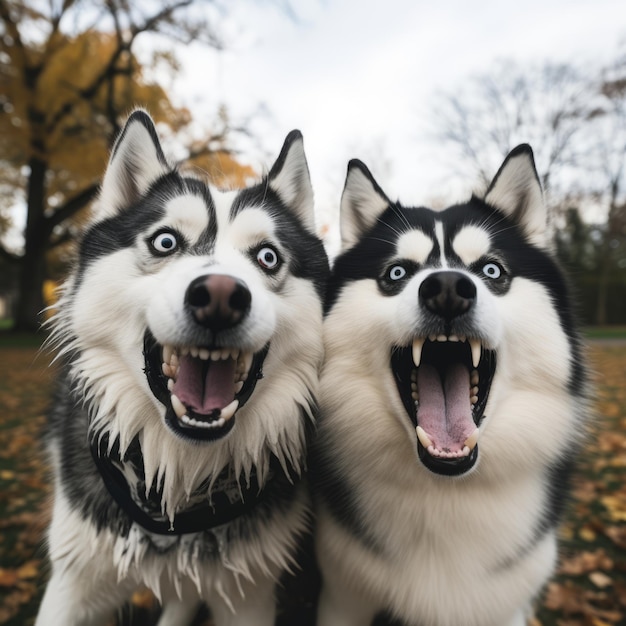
37, 110, 328, 626
312, 147, 588, 626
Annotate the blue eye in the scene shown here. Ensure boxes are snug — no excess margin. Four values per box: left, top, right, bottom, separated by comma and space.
151, 231, 178, 254
482, 262, 502, 279
389, 265, 407, 281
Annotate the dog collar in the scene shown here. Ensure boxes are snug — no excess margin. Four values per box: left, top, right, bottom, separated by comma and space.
90, 439, 294, 536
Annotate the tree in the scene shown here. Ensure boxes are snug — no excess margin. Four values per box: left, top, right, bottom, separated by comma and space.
0, 0, 248, 332
430, 60, 589, 196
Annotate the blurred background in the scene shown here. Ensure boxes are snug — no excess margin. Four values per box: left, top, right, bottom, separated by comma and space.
0, 1, 624, 625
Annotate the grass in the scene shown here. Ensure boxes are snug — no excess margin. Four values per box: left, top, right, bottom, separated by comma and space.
0, 342, 624, 625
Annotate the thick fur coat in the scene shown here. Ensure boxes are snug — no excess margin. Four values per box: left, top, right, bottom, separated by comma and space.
37, 111, 328, 626
312, 147, 588, 626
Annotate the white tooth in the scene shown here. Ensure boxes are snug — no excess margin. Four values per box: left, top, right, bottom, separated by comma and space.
190, 346, 199, 358
162, 363, 170, 377
411, 392, 419, 400
471, 370, 479, 385
163, 345, 173, 365
198, 348, 209, 360
210, 350, 220, 361
412, 338, 425, 367
437, 334, 447, 342
470, 395, 478, 404
416, 426, 433, 448
234, 381, 244, 394
464, 428, 480, 451
170, 353, 179, 367
471, 386, 479, 395
181, 415, 192, 425
213, 417, 225, 428
171, 394, 186, 418
241, 352, 253, 376
231, 349, 240, 361
220, 399, 239, 422
448, 334, 459, 342
221, 350, 230, 360
427, 445, 435, 455
462, 445, 470, 456
180, 346, 190, 357
470, 339, 482, 368
167, 379, 175, 391
429, 335, 436, 342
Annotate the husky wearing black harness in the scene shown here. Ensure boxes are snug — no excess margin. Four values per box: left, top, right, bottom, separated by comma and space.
37, 110, 328, 626
313, 147, 588, 626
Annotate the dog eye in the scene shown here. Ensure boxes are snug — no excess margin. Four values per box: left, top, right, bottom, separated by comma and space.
388, 265, 407, 281
151, 231, 179, 255
482, 262, 502, 279
256, 246, 281, 271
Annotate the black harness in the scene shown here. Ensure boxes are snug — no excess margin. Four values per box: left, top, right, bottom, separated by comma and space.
90, 439, 294, 536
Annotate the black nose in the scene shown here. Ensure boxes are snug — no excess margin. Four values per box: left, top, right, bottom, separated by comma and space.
419, 271, 476, 320
185, 274, 251, 331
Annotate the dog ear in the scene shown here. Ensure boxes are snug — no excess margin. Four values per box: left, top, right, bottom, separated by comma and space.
268, 130, 316, 233
340, 160, 390, 250
484, 145, 549, 248
97, 109, 170, 219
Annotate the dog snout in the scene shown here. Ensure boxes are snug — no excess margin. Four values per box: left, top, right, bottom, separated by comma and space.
185, 274, 251, 331
419, 271, 476, 320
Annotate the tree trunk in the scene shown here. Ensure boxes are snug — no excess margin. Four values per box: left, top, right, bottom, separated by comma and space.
13, 156, 48, 332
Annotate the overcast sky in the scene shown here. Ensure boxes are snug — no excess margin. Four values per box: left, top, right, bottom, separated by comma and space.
167, 0, 624, 249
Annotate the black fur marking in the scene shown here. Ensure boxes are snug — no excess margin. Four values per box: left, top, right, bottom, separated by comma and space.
75, 173, 216, 290
309, 432, 386, 555
372, 613, 413, 626
230, 183, 330, 299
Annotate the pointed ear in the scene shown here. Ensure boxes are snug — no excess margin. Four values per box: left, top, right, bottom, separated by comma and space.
97, 109, 170, 220
268, 130, 316, 233
340, 160, 390, 250
484, 145, 548, 248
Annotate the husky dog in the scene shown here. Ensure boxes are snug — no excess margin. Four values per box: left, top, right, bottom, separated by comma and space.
312, 147, 587, 626
37, 110, 328, 626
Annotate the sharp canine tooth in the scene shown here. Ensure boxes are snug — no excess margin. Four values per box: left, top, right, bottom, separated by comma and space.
470, 339, 481, 368
171, 394, 186, 418
416, 426, 433, 448
464, 428, 480, 451
412, 338, 425, 367
221, 399, 239, 421
163, 345, 173, 364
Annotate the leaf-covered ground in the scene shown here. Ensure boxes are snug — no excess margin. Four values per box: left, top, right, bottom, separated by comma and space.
0, 341, 624, 625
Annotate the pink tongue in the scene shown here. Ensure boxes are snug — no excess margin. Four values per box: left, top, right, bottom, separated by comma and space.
173, 355, 236, 415
416, 363, 474, 452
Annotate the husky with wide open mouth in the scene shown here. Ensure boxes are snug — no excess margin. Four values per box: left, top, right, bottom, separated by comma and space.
36, 110, 329, 626
312, 146, 588, 626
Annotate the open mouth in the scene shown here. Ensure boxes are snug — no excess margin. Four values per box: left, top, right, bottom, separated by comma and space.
144, 332, 268, 442
391, 335, 496, 476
